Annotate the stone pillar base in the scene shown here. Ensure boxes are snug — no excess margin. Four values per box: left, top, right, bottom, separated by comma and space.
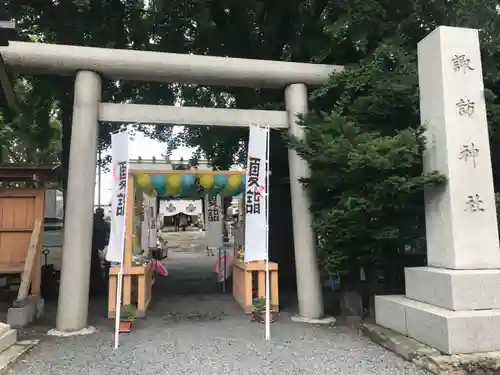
376, 267, 500, 354
47, 326, 97, 337
291, 315, 336, 325
375, 295, 500, 354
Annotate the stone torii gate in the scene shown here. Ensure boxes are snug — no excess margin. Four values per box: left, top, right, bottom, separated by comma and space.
0, 23, 343, 332
0, 21, 16, 109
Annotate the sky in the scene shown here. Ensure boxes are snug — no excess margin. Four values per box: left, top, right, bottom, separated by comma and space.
94, 128, 195, 205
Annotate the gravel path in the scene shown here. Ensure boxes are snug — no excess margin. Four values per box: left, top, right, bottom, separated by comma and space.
7, 233, 430, 375
7, 306, 430, 375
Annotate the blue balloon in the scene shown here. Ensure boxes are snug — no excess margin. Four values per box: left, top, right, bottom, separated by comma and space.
179, 174, 196, 197
181, 174, 196, 189
152, 175, 166, 192
233, 185, 244, 196
214, 174, 228, 189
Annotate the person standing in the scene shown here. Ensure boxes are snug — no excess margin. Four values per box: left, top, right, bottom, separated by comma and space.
90, 208, 110, 297
179, 213, 188, 231
174, 214, 180, 232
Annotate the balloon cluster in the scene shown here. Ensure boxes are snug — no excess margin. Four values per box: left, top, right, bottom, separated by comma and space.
137, 173, 246, 197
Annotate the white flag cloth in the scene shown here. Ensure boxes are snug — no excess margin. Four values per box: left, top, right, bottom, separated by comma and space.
106, 130, 129, 263
140, 193, 150, 251
161, 199, 202, 216
244, 125, 268, 262
148, 195, 158, 248
205, 195, 223, 250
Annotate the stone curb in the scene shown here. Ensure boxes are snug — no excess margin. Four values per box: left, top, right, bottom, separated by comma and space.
362, 323, 500, 375
0, 339, 39, 375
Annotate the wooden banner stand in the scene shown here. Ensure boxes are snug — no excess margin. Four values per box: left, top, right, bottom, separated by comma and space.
231, 197, 280, 314
108, 173, 154, 319
232, 261, 279, 313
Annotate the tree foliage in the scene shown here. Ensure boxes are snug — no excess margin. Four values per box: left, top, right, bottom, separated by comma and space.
290, 45, 446, 282
8, 0, 177, 179
288, 0, 500, 286
0, 78, 60, 164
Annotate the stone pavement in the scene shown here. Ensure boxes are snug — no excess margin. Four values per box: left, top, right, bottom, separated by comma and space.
6, 232, 430, 375
160, 229, 208, 253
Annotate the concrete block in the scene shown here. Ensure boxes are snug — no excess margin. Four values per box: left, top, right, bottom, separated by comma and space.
375, 295, 500, 354
0, 329, 16, 353
405, 267, 500, 310
7, 297, 44, 328
7, 305, 33, 328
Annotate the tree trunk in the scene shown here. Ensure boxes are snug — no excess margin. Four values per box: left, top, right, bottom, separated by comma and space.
58, 77, 76, 217
269, 131, 296, 291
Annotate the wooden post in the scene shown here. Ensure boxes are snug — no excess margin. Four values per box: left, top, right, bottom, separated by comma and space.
16, 219, 42, 302
258, 271, 265, 298
108, 274, 117, 315
271, 270, 279, 309
31, 191, 45, 297
123, 174, 134, 305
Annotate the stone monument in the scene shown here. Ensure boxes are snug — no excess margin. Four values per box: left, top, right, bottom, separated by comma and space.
375, 26, 500, 354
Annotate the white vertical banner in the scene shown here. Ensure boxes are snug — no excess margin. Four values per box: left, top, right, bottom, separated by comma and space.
205, 195, 223, 250
106, 129, 129, 350
140, 194, 150, 251
244, 124, 268, 262
106, 130, 129, 263
148, 195, 157, 248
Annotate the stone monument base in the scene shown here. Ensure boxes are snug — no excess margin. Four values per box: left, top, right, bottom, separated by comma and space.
404, 267, 500, 311
375, 295, 500, 354
362, 322, 500, 375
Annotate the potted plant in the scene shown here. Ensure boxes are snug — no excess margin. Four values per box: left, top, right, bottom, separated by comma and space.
119, 304, 137, 332
252, 297, 277, 323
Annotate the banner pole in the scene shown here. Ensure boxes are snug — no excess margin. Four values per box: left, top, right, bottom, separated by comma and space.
264, 125, 271, 341
112, 130, 130, 349
113, 268, 123, 349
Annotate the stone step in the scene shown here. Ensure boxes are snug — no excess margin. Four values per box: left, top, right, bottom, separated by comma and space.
0, 324, 10, 338
375, 295, 500, 354
0, 329, 16, 354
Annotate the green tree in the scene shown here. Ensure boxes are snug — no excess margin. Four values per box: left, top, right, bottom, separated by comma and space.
289, 45, 444, 291
0, 77, 61, 164
8, 0, 177, 187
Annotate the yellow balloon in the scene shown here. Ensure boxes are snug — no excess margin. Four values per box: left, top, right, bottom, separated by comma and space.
168, 174, 182, 188
136, 174, 152, 191
199, 174, 214, 189
143, 185, 156, 196
228, 175, 242, 189
166, 184, 180, 195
